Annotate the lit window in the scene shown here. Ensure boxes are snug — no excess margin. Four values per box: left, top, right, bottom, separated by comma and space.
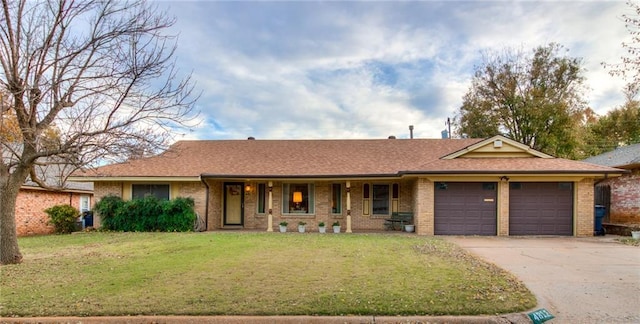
282, 183, 315, 214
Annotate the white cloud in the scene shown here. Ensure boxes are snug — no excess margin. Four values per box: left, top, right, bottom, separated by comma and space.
163, 1, 632, 141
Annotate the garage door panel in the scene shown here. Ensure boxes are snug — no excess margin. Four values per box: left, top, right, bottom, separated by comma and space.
510, 182, 573, 235
435, 182, 497, 235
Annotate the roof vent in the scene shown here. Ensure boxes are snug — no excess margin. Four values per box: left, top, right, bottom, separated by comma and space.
494, 139, 503, 148
388, 135, 396, 139
247, 137, 255, 140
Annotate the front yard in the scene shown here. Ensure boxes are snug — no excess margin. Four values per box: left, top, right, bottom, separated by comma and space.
0, 232, 535, 316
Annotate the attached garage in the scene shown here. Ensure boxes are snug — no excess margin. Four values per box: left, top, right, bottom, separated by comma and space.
509, 182, 573, 235
434, 182, 497, 235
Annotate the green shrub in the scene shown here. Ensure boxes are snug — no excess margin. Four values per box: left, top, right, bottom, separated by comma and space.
94, 195, 125, 231
93, 195, 195, 232
45, 204, 80, 234
160, 197, 196, 232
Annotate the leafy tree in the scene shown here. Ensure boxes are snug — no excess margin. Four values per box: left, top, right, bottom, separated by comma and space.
455, 43, 587, 158
584, 100, 640, 156
603, 1, 640, 98
0, 0, 198, 264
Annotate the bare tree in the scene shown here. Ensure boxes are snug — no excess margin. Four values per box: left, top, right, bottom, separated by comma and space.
0, 0, 198, 264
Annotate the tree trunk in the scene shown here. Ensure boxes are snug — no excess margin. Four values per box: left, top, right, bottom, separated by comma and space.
0, 173, 24, 265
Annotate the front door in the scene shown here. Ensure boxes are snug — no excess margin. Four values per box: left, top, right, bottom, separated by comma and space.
224, 182, 244, 226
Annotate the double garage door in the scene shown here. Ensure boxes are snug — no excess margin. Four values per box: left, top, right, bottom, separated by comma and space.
434, 182, 573, 236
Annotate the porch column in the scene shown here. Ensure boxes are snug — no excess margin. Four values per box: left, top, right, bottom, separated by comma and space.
267, 181, 273, 232
346, 181, 352, 233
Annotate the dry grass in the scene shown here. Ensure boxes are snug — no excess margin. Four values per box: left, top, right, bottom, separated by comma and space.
0, 232, 535, 316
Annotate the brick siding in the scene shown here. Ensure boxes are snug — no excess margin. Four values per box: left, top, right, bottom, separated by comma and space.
92, 177, 602, 236
207, 180, 415, 232
15, 188, 91, 236
497, 180, 510, 236
413, 178, 434, 235
597, 168, 640, 224
92, 181, 206, 228
575, 178, 595, 236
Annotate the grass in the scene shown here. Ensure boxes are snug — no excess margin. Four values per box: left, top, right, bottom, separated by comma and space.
617, 237, 640, 246
0, 232, 535, 317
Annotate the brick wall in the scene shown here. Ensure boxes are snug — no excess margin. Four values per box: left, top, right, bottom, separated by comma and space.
598, 169, 640, 224
413, 178, 434, 235
175, 182, 207, 224
575, 178, 595, 237
92, 182, 123, 227
206, 180, 414, 232
15, 188, 89, 236
92, 181, 207, 228
497, 180, 510, 236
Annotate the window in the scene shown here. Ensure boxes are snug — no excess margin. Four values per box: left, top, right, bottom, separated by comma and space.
392, 183, 399, 199
282, 183, 315, 214
558, 182, 573, 191
363, 183, 370, 215
483, 183, 496, 190
372, 184, 390, 215
80, 195, 91, 212
257, 183, 266, 214
132, 184, 170, 200
331, 183, 342, 214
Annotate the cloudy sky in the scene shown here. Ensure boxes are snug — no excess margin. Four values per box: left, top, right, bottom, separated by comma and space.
158, 1, 631, 140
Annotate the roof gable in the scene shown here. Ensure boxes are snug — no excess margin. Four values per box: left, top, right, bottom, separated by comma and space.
442, 135, 553, 159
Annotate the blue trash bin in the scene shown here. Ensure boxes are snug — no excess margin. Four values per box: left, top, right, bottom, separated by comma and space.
594, 205, 606, 236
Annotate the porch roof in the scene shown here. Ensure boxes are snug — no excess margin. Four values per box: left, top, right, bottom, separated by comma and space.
72, 138, 624, 179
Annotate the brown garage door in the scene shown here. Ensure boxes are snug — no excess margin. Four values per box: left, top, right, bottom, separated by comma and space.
509, 182, 573, 235
434, 182, 497, 235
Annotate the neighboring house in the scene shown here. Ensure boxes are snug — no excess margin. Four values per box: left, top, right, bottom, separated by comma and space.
16, 165, 94, 236
69, 135, 623, 237
583, 143, 640, 224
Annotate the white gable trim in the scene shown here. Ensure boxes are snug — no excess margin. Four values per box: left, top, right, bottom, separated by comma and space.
441, 135, 554, 160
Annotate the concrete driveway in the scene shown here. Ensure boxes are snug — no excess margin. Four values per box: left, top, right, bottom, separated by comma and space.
445, 236, 640, 324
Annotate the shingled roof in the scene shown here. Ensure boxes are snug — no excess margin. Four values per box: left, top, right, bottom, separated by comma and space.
73, 137, 622, 179
583, 143, 640, 169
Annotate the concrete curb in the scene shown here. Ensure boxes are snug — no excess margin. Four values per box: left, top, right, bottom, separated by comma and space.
1, 314, 532, 324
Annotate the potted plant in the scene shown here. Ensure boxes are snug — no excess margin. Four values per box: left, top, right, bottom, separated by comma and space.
318, 221, 326, 233
332, 221, 341, 233
298, 221, 307, 233
404, 224, 415, 233
279, 221, 288, 233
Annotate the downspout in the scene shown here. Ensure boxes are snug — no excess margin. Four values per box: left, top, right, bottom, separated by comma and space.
200, 176, 210, 231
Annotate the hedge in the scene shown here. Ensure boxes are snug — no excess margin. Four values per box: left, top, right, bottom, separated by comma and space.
94, 195, 196, 232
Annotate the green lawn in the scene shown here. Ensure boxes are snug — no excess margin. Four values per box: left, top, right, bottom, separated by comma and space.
0, 232, 535, 316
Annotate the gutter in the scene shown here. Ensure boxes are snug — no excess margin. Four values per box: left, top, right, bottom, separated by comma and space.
199, 173, 402, 180
398, 169, 629, 176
